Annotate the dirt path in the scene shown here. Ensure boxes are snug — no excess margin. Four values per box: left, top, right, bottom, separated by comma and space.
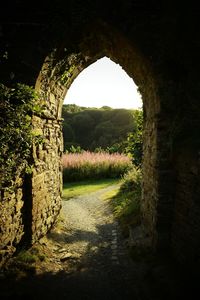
0, 184, 190, 300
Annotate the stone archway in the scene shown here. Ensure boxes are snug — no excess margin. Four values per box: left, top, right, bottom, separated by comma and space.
32, 21, 171, 252
1, 3, 200, 267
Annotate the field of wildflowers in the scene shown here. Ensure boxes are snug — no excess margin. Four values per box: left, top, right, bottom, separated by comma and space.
62, 151, 133, 182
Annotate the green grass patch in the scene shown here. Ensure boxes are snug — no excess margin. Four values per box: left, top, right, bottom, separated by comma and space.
109, 190, 141, 237
62, 178, 121, 200
14, 247, 46, 265
16, 250, 38, 264
101, 188, 120, 201
106, 167, 142, 237
4, 247, 46, 279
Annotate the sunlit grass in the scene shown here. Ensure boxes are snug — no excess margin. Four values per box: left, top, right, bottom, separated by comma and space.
62, 168, 142, 238
105, 167, 142, 237
62, 178, 121, 200
101, 188, 120, 201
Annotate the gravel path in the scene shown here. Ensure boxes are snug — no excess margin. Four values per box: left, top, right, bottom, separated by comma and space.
47, 183, 141, 299
0, 184, 188, 300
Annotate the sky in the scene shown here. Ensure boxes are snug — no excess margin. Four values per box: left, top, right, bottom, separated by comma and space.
63, 57, 142, 109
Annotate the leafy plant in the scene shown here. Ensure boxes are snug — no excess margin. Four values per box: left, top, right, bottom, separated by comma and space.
0, 83, 43, 190
67, 145, 83, 154
125, 109, 143, 167
108, 166, 142, 236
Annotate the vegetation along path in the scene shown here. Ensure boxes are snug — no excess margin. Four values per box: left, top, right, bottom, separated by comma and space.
0, 183, 188, 300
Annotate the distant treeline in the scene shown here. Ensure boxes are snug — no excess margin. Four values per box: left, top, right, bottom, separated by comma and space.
62, 104, 141, 154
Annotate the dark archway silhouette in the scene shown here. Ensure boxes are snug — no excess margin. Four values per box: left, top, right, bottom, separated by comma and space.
1, 2, 200, 269
33, 21, 168, 254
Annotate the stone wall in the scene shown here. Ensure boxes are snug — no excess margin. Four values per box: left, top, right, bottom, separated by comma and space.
171, 143, 200, 265
0, 111, 63, 266
0, 171, 24, 266
31, 115, 63, 244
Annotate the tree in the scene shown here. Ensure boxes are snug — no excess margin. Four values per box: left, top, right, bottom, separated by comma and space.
62, 104, 83, 114
62, 123, 75, 151
61, 104, 140, 153
125, 109, 143, 167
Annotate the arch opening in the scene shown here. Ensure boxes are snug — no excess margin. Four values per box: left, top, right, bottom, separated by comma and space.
63, 56, 142, 110
61, 55, 143, 158
32, 22, 171, 253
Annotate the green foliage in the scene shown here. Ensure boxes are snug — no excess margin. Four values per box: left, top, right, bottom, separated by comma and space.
109, 167, 142, 236
16, 250, 38, 264
0, 83, 43, 189
100, 106, 112, 110
120, 166, 142, 193
61, 65, 76, 84
3, 247, 46, 279
125, 109, 143, 167
62, 104, 83, 114
106, 141, 127, 154
55, 53, 80, 86
66, 145, 83, 153
63, 123, 75, 146
62, 104, 136, 152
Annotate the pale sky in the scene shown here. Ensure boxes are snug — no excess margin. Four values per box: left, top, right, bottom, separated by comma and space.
63, 57, 142, 109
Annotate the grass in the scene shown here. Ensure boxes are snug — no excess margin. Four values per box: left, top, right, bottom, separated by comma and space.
103, 189, 141, 237
62, 178, 121, 200
103, 168, 142, 237
101, 189, 120, 201
62, 169, 143, 258
62, 151, 133, 182
62, 168, 142, 238
3, 247, 46, 279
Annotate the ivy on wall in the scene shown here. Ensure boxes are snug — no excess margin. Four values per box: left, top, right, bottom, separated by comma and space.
0, 83, 43, 190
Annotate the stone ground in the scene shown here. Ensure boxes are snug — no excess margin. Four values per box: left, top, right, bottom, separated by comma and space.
0, 184, 198, 299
